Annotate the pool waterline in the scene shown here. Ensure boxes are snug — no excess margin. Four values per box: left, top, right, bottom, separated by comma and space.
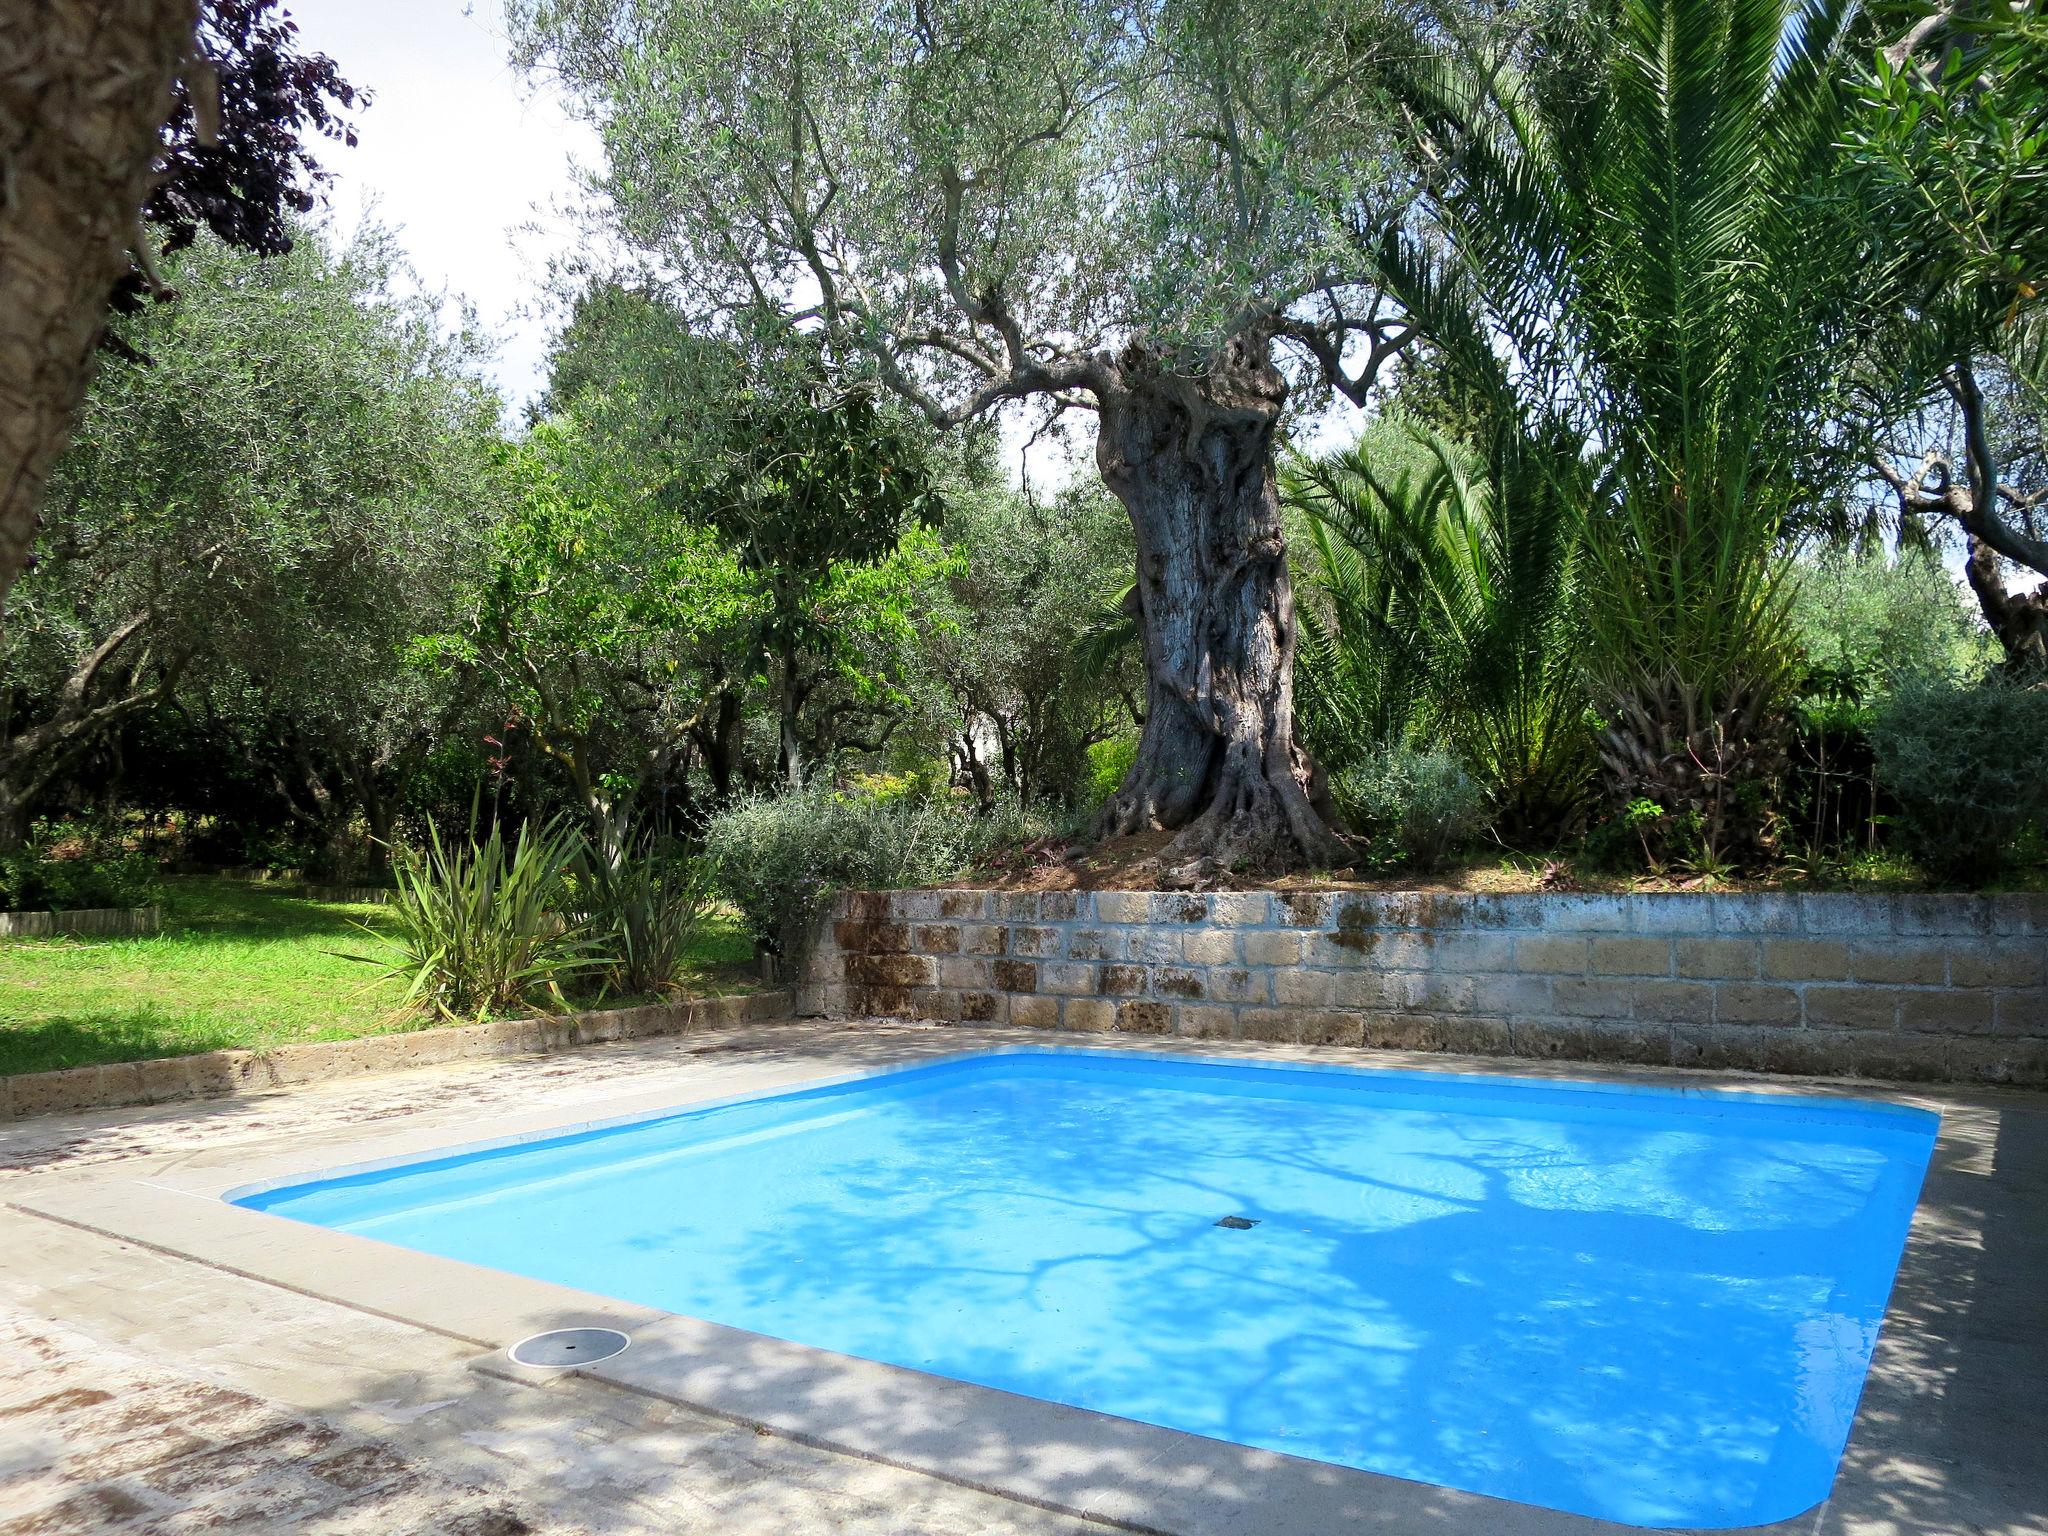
231, 1046, 1940, 1530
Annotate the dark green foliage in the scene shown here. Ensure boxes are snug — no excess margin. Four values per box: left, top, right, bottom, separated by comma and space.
0, 836, 161, 914
1285, 416, 1594, 840
703, 786, 1044, 963
1330, 747, 1488, 873
1868, 674, 2048, 884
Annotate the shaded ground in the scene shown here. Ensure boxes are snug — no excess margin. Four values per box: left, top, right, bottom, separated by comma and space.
0, 877, 756, 1077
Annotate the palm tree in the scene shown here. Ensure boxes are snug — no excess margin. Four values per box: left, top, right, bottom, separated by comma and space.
1285, 413, 1595, 841
1386, 0, 1880, 861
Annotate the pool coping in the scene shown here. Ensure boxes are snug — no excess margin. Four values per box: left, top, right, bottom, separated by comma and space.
6, 1029, 2032, 1536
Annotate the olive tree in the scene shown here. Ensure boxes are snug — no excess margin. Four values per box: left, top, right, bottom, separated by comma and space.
510, 0, 1425, 873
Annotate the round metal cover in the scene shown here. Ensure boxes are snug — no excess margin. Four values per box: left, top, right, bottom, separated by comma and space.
508, 1327, 630, 1368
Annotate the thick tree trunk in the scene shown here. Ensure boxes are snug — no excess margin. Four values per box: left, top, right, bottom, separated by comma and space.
0, 0, 198, 628
1090, 338, 1347, 876
1964, 536, 2048, 679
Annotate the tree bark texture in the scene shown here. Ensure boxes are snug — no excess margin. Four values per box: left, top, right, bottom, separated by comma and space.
1090, 337, 1346, 874
0, 0, 198, 628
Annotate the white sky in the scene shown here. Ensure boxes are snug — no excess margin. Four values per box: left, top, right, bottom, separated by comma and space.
287, 0, 596, 411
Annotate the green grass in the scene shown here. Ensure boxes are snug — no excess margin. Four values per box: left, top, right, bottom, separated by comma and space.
0, 875, 758, 1077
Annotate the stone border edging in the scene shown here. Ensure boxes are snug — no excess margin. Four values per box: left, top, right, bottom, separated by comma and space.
2, 989, 794, 1121
0, 906, 162, 938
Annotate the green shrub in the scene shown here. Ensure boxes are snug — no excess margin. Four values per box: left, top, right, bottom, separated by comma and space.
1792, 544, 1991, 697
704, 786, 1041, 964
0, 824, 161, 913
1868, 674, 2048, 884
364, 815, 606, 1020
571, 813, 712, 998
1083, 735, 1138, 813
1330, 746, 1487, 873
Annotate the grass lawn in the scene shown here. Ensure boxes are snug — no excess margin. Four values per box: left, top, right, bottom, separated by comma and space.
0, 876, 757, 1078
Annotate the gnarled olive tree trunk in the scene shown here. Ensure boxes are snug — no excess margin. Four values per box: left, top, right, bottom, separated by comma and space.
1090, 336, 1347, 875
0, 0, 198, 628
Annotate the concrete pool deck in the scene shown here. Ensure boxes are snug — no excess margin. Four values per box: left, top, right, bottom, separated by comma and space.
2, 1020, 2043, 1536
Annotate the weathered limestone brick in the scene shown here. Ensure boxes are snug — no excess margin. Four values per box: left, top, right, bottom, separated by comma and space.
1631, 895, 1718, 934
1760, 939, 1852, 983
1240, 931, 1302, 967
1850, 942, 1946, 985
937, 957, 992, 991
835, 920, 908, 953
1039, 891, 1083, 921
1206, 968, 1265, 1004
1947, 942, 2047, 990
1471, 973, 1554, 1016
1151, 893, 1210, 923
1008, 926, 1064, 959
1038, 962, 1099, 996
1715, 983, 1802, 1026
960, 924, 1010, 956
991, 958, 1038, 993
1900, 990, 1993, 1035
1427, 933, 1516, 974
1631, 981, 1715, 1023
1802, 986, 1902, 1031
1096, 964, 1147, 996
1511, 1018, 1671, 1066
1008, 994, 1060, 1029
1174, 1005, 1238, 1040
1274, 969, 1336, 1008
844, 954, 935, 988
1181, 928, 1239, 966
1092, 892, 1152, 924
1206, 892, 1272, 925
1275, 891, 1329, 927
1237, 1009, 1298, 1043
1531, 897, 1634, 932
1298, 1011, 1367, 1048
1711, 895, 1803, 934
1150, 966, 1207, 999
1514, 935, 1590, 974
1065, 928, 1122, 961
913, 924, 962, 954
1549, 977, 1635, 1020
1676, 938, 1759, 980
1994, 991, 2048, 1035
1061, 998, 1116, 1031
937, 889, 992, 919
1115, 1001, 1173, 1034
1589, 937, 1674, 978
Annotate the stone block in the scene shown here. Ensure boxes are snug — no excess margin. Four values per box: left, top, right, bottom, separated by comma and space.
1427, 933, 1516, 973
1631, 895, 1718, 934
937, 890, 992, 919
1115, 1001, 1174, 1035
1550, 976, 1636, 1020
1514, 935, 1590, 974
1672, 1024, 1845, 1077
913, 924, 961, 954
1676, 938, 1759, 980
1715, 982, 1802, 1026
1590, 937, 1673, 977
991, 958, 1038, 993
1181, 928, 1240, 966
1533, 896, 1634, 932
1039, 961, 1099, 996
1206, 967, 1265, 1004
995, 891, 1043, 920
1064, 928, 1121, 961
1850, 942, 1946, 986
1896, 895, 1995, 937
1510, 1017, 1671, 1067
1009, 925, 1064, 959
835, 919, 908, 954
1711, 895, 1804, 934
1061, 998, 1117, 1032
959, 991, 1007, 1023
1845, 1033, 1951, 1082
1947, 942, 2047, 989
1900, 990, 1994, 1035
1236, 1008, 1299, 1043
844, 953, 936, 988
1761, 939, 1852, 983
1365, 1013, 1512, 1055
936, 957, 993, 990
1802, 985, 1902, 1030
1947, 1038, 2048, 1088
1150, 966, 1207, 999
1274, 968, 1336, 1007
1471, 973, 1553, 1016
1175, 1005, 1238, 1040
960, 924, 1009, 956
1411, 972, 1476, 1014
1207, 892, 1272, 925
1008, 994, 1060, 1030
1241, 930, 1304, 967
137, 1055, 196, 1105
1092, 891, 1153, 924
1329, 969, 1405, 1010
1096, 963, 1147, 996
1994, 990, 2048, 1035
1275, 891, 1330, 927
1151, 893, 1210, 923
1799, 893, 1898, 935
9, 1068, 108, 1117
1039, 891, 1082, 922
1631, 980, 1715, 1023
912, 988, 964, 1021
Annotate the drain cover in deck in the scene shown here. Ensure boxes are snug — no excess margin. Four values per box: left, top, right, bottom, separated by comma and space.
508, 1328, 631, 1368
1215, 1215, 1261, 1230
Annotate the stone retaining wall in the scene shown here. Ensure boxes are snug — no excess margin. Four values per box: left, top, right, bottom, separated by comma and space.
2, 989, 794, 1120
802, 889, 2048, 1086
0, 906, 161, 938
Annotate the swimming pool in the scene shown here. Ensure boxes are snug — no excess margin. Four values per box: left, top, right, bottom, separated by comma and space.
233, 1048, 1938, 1529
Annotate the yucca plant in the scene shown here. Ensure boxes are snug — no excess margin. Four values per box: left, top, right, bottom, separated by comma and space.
1285, 414, 1596, 840
364, 815, 606, 1021
572, 809, 713, 997
1385, 0, 1882, 861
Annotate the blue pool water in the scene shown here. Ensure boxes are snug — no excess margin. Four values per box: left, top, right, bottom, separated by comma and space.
235, 1049, 1937, 1528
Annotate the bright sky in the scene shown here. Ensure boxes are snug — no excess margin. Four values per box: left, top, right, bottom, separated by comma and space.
287, 0, 596, 411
